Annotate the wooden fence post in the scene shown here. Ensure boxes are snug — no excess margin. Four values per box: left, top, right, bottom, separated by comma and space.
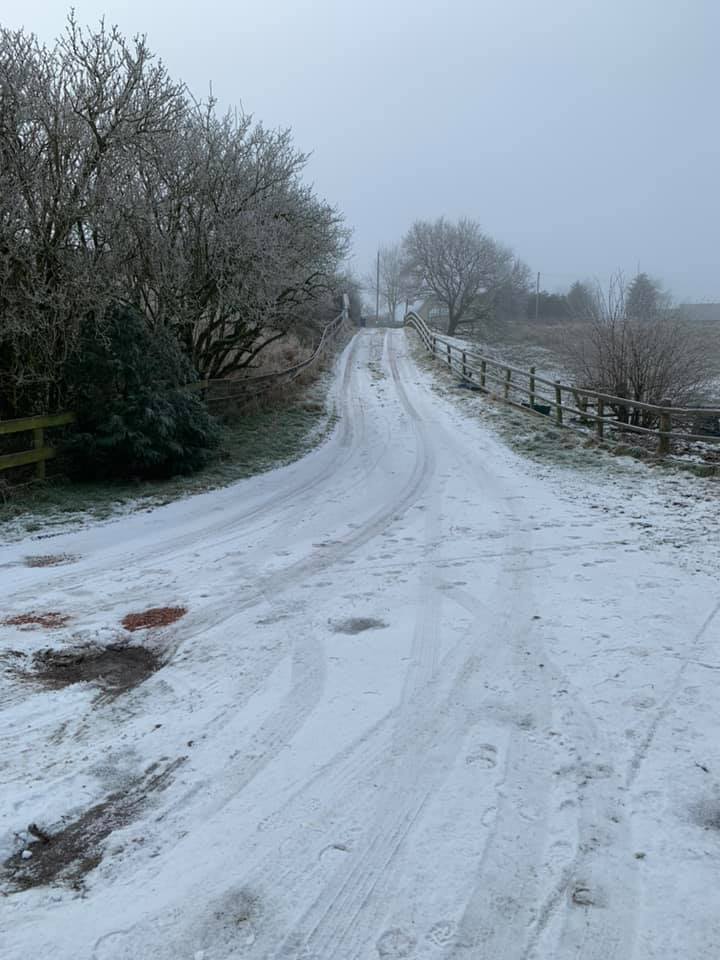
33, 427, 45, 480
504, 368, 511, 401
461, 351, 467, 378
573, 390, 589, 425
596, 398, 604, 439
658, 399, 672, 455
446, 342, 452, 368
480, 359, 487, 390
555, 382, 563, 425
529, 366, 536, 408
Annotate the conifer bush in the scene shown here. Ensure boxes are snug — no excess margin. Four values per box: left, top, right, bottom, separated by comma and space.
63, 305, 221, 480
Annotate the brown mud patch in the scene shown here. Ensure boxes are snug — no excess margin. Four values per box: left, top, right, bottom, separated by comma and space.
24, 554, 79, 568
331, 617, 388, 634
2, 759, 184, 892
122, 606, 187, 632
18, 642, 163, 698
2, 611, 70, 630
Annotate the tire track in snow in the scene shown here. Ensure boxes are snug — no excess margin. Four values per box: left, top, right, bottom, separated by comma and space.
267, 336, 449, 959
399, 333, 640, 960
626, 597, 720, 788
519, 668, 639, 960
262, 331, 509, 958
71, 328, 440, 960
4, 333, 399, 646
111, 329, 437, 830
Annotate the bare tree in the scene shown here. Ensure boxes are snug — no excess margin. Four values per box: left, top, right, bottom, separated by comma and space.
402, 217, 528, 335
567, 272, 710, 425
124, 102, 349, 378
365, 243, 415, 323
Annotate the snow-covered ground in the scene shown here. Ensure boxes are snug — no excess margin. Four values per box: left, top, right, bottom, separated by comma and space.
2, 328, 719, 959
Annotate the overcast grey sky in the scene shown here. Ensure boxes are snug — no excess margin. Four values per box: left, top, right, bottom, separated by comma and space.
4, 0, 719, 299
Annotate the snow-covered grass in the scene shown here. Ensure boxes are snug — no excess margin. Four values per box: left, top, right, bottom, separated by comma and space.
2, 328, 719, 958
441, 319, 577, 386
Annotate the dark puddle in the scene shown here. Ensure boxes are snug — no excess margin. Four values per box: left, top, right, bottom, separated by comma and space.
331, 617, 388, 635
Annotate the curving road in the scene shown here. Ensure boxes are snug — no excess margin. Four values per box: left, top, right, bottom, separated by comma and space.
2, 328, 719, 959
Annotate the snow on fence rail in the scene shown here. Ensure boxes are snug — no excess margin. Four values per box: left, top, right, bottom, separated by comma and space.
0, 310, 349, 481
405, 311, 720, 458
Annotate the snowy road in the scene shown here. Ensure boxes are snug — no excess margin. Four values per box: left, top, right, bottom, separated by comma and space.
2, 328, 719, 959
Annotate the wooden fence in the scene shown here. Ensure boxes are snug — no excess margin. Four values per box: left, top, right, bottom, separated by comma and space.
0, 309, 349, 481
0, 412, 77, 479
405, 311, 720, 458
196, 308, 349, 405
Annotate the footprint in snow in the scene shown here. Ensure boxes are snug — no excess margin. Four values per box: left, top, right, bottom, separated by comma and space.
426, 920, 456, 947
376, 928, 416, 957
465, 744, 498, 769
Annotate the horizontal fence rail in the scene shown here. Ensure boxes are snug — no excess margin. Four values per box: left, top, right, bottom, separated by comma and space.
405, 311, 720, 458
0, 412, 77, 479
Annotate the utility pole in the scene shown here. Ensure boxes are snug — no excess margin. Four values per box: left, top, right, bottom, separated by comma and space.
534, 272, 540, 322
376, 248, 381, 325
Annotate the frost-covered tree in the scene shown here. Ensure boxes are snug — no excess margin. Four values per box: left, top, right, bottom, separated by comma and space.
402, 217, 528, 335
0, 15, 349, 416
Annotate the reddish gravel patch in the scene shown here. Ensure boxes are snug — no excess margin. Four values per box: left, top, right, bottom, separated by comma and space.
24, 554, 78, 568
2, 612, 71, 630
121, 606, 187, 632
